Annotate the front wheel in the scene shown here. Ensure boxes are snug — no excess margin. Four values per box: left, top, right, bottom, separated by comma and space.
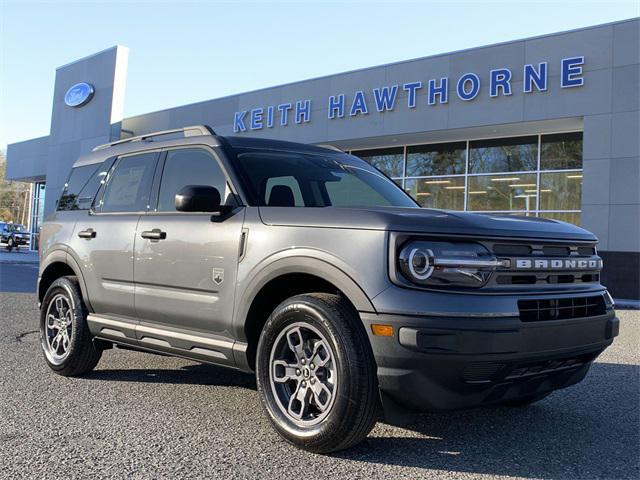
256, 293, 379, 453
6, 238, 14, 251
40, 276, 102, 376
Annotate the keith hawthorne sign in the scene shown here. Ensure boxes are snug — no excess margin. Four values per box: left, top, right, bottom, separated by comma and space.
233, 56, 585, 133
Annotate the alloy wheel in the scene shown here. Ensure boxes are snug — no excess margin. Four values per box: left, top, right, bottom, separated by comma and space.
44, 294, 73, 364
269, 322, 338, 426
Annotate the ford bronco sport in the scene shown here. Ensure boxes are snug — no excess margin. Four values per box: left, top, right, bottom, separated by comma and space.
38, 125, 618, 453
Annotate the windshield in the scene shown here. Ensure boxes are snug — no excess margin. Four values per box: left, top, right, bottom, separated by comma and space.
11, 225, 25, 232
231, 148, 418, 208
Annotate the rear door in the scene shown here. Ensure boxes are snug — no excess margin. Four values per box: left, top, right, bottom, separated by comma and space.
133, 146, 244, 365
70, 151, 159, 342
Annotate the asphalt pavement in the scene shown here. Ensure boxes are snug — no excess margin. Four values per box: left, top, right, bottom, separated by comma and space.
0, 265, 638, 479
0, 262, 38, 293
0, 248, 38, 293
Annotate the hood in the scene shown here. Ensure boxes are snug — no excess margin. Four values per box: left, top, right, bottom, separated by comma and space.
258, 206, 597, 242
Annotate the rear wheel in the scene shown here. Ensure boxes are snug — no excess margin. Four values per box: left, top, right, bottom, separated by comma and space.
256, 293, 379, 453
40, 276, 102, 376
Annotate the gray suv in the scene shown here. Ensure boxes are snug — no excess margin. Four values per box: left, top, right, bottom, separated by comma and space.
38, 125, 618, 452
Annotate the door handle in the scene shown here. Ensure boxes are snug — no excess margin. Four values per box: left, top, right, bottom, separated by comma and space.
78, 228, 96, 239
141, 228, 167, 241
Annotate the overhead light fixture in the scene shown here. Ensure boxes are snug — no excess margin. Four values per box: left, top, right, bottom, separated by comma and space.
445, 186, 465, 190
425, 179, 451, 184
567, 174, 583, 179
525, 189, 537, 193
416, 192, 431, 196
509, 183, 537, 188
491, 177, 521, 182
468, 191, 487, 194
540, 189, 552, 192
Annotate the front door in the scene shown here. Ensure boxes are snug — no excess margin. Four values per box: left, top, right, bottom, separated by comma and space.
133, 147, 244, 365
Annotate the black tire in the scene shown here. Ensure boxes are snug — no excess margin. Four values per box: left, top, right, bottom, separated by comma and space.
6, 238, 14, 251
40, 276, 102, 376
256, 293, 379, 453
502, 392, 551, 407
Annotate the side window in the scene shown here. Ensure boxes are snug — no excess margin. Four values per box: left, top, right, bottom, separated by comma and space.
58, 164, 100, 211
100, 153, 157, 213
58, 159, 116, 211
157, 148, 229, 212
264, 176, 305, 206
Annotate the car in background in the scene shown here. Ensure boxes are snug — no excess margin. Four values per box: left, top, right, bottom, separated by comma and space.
0, 223, 30, 251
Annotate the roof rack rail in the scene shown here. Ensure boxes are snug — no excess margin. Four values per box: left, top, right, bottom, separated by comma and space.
315, 144, 343, 152
93, 125, 216, 151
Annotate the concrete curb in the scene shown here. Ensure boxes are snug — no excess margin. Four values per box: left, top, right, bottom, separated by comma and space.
614, 299, 640, 310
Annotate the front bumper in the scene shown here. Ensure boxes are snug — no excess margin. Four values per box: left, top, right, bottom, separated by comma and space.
362, 294, 618, 412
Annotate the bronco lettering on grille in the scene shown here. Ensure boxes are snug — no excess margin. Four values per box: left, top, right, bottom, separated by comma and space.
514, 258, 602, 270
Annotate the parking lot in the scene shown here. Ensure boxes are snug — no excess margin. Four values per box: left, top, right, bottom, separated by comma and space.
0, 261, 638, 479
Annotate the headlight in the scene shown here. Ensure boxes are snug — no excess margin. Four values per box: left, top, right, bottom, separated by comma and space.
398, 240, 507, 288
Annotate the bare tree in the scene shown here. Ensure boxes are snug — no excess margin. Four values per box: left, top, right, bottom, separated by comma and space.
0, 151, 31, 225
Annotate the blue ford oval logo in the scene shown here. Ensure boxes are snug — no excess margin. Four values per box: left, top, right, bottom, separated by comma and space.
64, 82, 95, 107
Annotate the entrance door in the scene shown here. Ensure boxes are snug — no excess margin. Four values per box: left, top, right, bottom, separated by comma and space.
133, 147, 244, 365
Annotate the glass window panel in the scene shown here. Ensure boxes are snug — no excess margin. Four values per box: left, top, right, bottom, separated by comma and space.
541, 132, 582, 170
539, 211, 581, 226
406, 142, 466, 177
58, 165, 99, 207
265, 176, 305, 206
101, 153, 157, 213
352, 147, 404, 178
467, 173, 538, 212
539, 171, 582, 211
158, 149, 229, 211
469, 136, 538, 173
405, 176, 465, 210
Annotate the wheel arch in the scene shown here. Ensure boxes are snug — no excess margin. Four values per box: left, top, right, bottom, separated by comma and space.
39, 251, 93, 312
234, 255, 376, 371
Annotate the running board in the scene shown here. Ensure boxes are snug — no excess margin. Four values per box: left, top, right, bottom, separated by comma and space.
87, 314, 240, 368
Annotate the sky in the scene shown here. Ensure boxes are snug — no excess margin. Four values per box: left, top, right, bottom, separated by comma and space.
0, 0, 638, 150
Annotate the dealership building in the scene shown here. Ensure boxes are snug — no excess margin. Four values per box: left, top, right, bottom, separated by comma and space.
6, 18, 639, 299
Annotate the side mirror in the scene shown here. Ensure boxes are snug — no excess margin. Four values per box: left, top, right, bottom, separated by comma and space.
175, 185, 226, 213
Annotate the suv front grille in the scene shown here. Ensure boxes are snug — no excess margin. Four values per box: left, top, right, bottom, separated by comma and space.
518, 295, 606, 322
495, 273, 600, 285
487, 241, 601, 287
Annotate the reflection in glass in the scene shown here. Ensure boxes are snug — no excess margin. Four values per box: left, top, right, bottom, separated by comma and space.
539, 172, 582, 211
405, 176, 465, 210
406, 142, 466, 177
467, 173, 538, 211
352, 147, 404, 178
469, 136, 538, 173
539, 211, 581, 226
541, 132, 582, 170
